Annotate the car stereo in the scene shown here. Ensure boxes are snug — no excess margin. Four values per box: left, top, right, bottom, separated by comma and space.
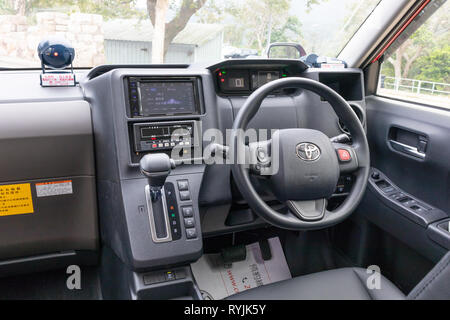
133, 121, 199, 152
127, 77, 202, 118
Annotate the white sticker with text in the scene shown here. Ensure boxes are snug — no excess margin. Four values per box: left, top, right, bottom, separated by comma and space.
36, 180, 73, 197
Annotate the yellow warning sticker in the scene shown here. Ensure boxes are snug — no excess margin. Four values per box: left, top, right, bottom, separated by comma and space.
0, 183, 34, 216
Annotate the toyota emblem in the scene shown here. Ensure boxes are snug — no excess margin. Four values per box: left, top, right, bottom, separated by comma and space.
296, 143, 321, 161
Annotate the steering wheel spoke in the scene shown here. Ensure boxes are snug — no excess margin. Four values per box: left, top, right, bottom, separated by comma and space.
286, 199, 327, 221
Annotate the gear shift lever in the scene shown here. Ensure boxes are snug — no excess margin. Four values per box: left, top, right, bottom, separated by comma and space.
140, 153, 176, 243
140, 153, 176, 201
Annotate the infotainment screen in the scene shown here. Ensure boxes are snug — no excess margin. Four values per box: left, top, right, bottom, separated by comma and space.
139, 81, 197, 116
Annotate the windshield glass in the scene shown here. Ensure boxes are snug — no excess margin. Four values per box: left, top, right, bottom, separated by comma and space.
0, 0, 381, 68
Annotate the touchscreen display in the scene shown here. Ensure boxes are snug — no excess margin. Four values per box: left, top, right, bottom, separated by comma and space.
139, 81, 197, 116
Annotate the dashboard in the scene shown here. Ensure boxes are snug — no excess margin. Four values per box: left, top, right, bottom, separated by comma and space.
210, 59, 307, 95
82, 59, 366, 170
29, 59, 365, 271
0, 58, 367, 284
217, 68, 288, 92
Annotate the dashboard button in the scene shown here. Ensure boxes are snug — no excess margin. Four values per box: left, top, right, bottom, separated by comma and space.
179, 190, 191, 201
186, 228, 197, 239
182, 206, 193, 217
184, 217, 195, 228
177, 180, 189, 191
337, 149, 351, 162
371, 172, 380, 179
165, 271, 176, 281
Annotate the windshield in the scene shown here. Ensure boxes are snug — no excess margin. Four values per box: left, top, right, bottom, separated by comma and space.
0, 0, 381, 68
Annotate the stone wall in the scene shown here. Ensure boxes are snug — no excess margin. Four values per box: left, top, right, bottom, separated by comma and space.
0, 12, 105, 67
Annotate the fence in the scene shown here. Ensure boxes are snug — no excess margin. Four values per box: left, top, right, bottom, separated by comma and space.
380, 76, 450, 96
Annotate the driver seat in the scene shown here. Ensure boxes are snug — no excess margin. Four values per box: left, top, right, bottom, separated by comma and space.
227, 267, 405, 300
228, 250, 450, 300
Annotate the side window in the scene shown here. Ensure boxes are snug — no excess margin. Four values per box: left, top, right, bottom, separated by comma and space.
377, 1, 449, 109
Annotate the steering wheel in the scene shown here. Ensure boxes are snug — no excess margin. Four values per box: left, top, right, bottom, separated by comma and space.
230, 77, 370, 230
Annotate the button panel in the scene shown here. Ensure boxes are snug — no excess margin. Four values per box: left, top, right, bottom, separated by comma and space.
335, 175, 353, 194
143, 268, 187, 285
164, 183, 181, 241
176, 180, 197, 239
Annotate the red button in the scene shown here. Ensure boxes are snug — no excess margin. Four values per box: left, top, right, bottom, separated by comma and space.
337, 149, 351, 162
152, 144, 157, 148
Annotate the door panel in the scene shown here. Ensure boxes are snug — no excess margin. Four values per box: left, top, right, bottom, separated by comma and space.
366, 96, 450, 214
356, 95, 450, 262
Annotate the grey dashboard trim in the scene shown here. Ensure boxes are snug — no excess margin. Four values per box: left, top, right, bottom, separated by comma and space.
0, 70, 86, 103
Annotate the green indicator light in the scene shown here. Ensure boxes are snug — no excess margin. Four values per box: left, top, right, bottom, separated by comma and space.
282, 74, 287, 77
171, 214, 175, 217
222, 70, 227, 74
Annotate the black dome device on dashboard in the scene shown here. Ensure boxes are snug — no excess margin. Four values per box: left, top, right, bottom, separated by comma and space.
38, 38, 75, 69
37, 38, 76, 87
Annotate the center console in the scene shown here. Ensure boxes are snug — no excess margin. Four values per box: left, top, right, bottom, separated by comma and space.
82, 68, 219, 299
124, 76, 204, 164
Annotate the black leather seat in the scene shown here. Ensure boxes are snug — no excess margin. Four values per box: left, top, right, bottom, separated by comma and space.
227, 267, 405, 300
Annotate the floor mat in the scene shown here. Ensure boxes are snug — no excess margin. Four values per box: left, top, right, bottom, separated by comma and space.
191, 237, 291, 300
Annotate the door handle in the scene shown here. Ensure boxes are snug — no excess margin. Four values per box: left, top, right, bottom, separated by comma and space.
389, 140, 426, 159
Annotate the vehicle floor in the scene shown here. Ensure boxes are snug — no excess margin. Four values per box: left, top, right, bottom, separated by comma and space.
203, 221, 434, 295
0, 221, 432, 299
0, 266, 101, 300
203, 227, 355, 279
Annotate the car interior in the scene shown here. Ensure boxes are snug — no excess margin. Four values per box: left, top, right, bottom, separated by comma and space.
0, 0, 449, 300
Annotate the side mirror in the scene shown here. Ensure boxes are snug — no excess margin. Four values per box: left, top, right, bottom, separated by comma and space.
267, 42, 306, 59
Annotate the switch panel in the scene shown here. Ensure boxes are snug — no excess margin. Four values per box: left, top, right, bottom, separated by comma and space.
369, 168, 447, 227
164, 182, 182, 241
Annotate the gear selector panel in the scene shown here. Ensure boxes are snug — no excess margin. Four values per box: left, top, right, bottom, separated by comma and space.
164, 183, 182, 241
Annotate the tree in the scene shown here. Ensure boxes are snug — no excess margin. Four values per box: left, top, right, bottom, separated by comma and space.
235, 0, 290, 54
196, 0, 324, 55
151, 0, 169, 63
1, 0, 142, 18
271, 16, 303, 43
387, 27, 431, 80
385, 1, 449, 80
410, 45, 450, 84
147, 0, 207, 62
